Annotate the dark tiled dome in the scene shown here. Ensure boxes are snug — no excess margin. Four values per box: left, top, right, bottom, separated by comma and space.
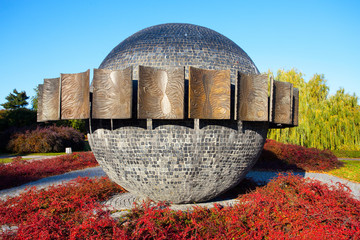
99, 23, 259, 83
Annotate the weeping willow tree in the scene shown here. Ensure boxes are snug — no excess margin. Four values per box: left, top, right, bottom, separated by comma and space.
268, 69, 360, 151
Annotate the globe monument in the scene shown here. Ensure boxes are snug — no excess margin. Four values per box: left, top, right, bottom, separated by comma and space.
37, 23, 298, 204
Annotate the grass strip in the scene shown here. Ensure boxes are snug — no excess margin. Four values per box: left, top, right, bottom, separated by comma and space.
332, 150, 360, 158
0, 152, 66, 164
328, 160, 360, 183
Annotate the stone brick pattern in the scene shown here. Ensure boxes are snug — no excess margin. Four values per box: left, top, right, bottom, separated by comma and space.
88, 120, 268, 203
99, 23, 259, 83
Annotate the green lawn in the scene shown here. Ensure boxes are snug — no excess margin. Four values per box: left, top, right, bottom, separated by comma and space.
0, 158, 15, 164
0, 152, 65, 164
332, 150, 360, 158
328, 160, 360, 183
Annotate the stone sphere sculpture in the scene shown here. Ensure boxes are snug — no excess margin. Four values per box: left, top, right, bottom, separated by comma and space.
87, 23, 269, 204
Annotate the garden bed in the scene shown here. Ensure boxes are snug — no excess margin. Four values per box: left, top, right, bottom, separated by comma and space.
0, 175, 359, 239
255, 139, 343, 171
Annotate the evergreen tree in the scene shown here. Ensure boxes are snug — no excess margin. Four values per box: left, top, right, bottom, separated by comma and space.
1, 89, 29, 110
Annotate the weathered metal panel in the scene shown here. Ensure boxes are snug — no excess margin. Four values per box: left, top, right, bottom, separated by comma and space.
269, 75, 274, 122
92, 68, 132, 119
37, 84, 44, 122
42, 78, 60, 121
238, 73, 268, 121
292, 88, 299, 126
138, 66, 184, 119
272, 81, 293, 125
189, 67, 231, 119
61, 70, 90, 119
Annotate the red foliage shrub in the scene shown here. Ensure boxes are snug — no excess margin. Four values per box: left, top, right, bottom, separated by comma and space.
7, 125, 85, 154
257, 139, 343, 171
0, 177, 126, 239
118, 175, 360, 239
2, 174, 359, 239
236, 174, 360, 239
0, 152, 98, 190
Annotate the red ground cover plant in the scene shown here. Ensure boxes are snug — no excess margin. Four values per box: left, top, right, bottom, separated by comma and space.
0, 152, 98, 190
256, 139, 343, 171
0, 177, 126, 239
1, 174, 359, 239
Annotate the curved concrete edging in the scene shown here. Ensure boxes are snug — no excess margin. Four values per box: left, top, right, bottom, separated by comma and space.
0, 167, 359, 206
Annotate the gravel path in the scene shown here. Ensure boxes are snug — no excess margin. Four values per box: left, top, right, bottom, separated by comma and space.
1, 167, 359, 204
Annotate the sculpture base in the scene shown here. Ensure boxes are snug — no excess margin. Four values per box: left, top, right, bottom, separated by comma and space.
88, 120, 268, 204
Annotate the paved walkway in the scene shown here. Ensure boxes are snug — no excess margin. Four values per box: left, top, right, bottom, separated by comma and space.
1, 167, 359, 211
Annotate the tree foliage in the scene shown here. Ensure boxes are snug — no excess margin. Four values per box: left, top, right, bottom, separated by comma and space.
268, 69, 360, 151
31, 85, 39, 110
1, 89, 29, 110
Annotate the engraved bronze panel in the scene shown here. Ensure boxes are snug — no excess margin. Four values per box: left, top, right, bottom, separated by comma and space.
42, 78, 60, 121
272, 81, 293, 125
92, 68, 132, 119
292, 88, 299, 126
269, 76, 274, 122
189, 67, 230, 119
61, 70, 90, 119
238, 73, 268, 121
138, 66, 184, 119
37, 84, 44, 122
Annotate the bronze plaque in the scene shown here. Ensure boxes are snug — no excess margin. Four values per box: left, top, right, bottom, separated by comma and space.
189, 67, 230, 119
272, 81, 293, 125
61, 70, 90, 119
292, 88, 299, 126
92, 68, 132, 119
37, 84, 44, 122
238, 73, 268, 121
138, 66, 184, 119
42, 78, 60, 121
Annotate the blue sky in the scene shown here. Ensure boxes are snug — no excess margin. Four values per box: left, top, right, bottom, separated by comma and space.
0, 0, 359, 107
